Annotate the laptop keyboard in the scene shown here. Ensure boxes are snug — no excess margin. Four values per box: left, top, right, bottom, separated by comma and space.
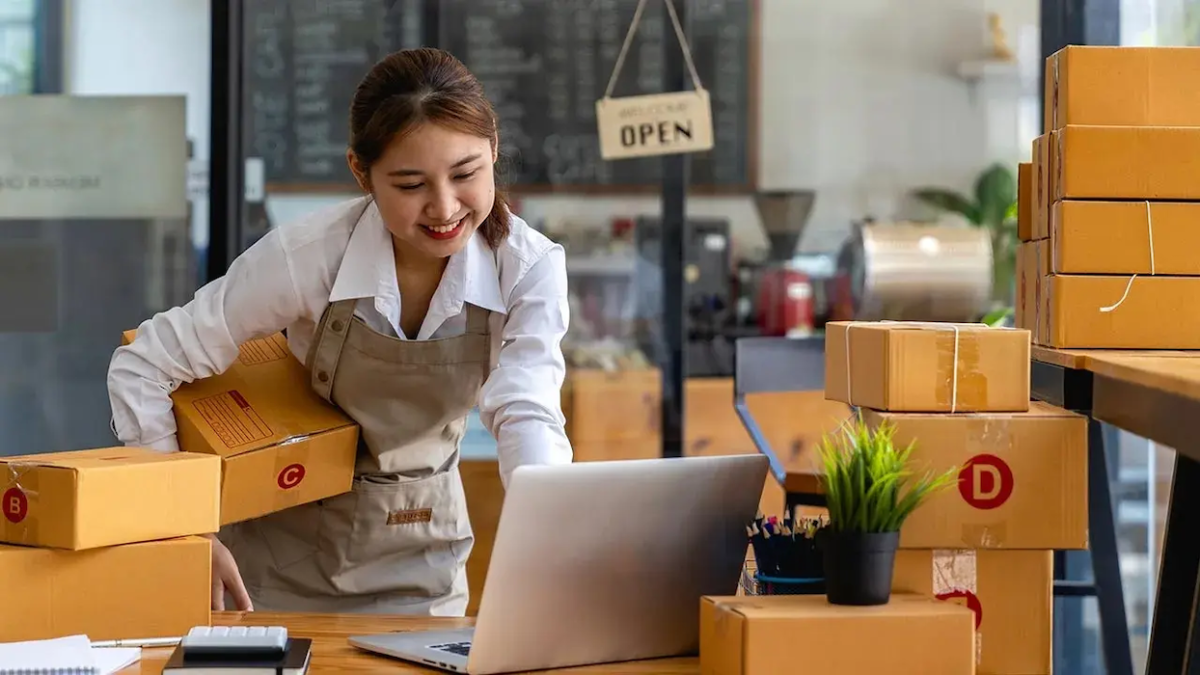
430, 641, 472, 657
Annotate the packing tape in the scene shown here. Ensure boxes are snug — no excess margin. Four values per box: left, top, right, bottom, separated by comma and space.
1099, 200, 1157, 313
932, 549, 982, 665
843, 321, 1003, 412
2, 462, 40, 545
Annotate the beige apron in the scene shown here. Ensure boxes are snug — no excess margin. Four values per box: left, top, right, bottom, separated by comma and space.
222, 296, 498, 616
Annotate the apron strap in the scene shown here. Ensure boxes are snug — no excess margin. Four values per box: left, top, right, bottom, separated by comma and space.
465, 303, 490, 335
308, 299, 358, 403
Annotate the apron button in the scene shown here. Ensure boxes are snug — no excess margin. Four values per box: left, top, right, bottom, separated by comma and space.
317, 371, 330, 383
331, 320, 345, 333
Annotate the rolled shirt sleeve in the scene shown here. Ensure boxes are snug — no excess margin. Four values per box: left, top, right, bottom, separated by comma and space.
477, 245, 574, 486
107, 228, 305, 450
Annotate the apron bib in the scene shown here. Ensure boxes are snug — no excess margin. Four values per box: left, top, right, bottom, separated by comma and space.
223, 297, 498, 616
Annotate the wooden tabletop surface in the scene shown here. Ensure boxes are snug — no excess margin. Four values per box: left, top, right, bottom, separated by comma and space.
117, 611, 699, 674
1032, 345, 1200, 400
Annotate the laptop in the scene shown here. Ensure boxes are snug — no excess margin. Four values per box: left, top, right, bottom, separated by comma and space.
348, 453, 768, 674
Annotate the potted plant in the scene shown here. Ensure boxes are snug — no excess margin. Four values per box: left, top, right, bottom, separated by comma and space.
912, 163, 1018, 310
817, 414, 958, 606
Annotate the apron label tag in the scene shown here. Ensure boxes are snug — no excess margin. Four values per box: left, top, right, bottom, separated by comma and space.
387, 508, 433, 525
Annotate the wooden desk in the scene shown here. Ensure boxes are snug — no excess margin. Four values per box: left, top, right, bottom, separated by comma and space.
119, 612, 699, 674
1032, 347, 1200, 675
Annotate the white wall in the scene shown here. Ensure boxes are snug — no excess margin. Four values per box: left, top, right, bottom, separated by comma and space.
64, 0, 211, 248
63, 0, 1040, 258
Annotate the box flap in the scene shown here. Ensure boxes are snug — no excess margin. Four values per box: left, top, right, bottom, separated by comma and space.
0, 447, 204, 470
708, 593, 965, 620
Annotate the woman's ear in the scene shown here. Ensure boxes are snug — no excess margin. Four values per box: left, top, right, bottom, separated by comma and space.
346, 150, 371, 192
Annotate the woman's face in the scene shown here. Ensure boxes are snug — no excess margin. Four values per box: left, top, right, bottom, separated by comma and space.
351, 122, 496, 260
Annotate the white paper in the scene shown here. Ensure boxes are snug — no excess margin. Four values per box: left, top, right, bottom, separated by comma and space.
0, 635, 141, 674
94, 647, 141, 674
0, 634, 93, 671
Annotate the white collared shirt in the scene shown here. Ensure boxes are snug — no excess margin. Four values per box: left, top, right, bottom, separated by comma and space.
107, 196, 573, 486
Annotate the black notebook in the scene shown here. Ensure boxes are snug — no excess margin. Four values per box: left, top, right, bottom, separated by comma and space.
161, 638, 312, 675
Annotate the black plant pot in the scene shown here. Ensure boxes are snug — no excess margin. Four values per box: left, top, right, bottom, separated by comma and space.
820, 529, 900, 606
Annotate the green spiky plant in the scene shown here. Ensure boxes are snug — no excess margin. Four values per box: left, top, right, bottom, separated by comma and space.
818, 413, 959, 534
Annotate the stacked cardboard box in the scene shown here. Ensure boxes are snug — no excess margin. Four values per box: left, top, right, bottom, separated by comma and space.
1019, 46, 1200, 348
823, 321, 1088, 675
0, 447, 220, 642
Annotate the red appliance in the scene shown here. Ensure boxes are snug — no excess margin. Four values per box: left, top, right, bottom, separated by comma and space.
756, 266, 814, 337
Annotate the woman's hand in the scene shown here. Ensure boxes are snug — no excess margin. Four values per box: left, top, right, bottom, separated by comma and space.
206, 533, 253, 611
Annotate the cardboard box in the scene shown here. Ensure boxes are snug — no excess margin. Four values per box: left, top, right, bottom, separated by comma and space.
1042, 131, 1058, 240
121, 330, 359, 525
1028, 133, 1055, 241
1046, 46, 1200, 130
1052, 200, 1200, 275
824, 321, 1031, 413
1017, 162, 1033, 242
1034, 240, 1051, 346
1056, 125, 1200, 201
700, 593, 976, 675
1043, 275, 1200, 348
563, 368, 661, 445
863, 401, 1088, 549
1015, 242, 1035, 331
0, 536, 211, 642
1031, 136, 1045, 241
894, 549, 1053, 675
0, 447, 219, 550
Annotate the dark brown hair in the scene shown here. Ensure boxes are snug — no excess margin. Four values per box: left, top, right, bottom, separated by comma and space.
349, 47, 511, 249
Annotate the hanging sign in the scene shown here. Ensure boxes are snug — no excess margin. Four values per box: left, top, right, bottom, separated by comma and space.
595, 0, 714, 161
0, 96, 188, 220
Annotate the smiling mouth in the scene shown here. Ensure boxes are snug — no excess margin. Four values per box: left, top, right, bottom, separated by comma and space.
420, 215, 467, 240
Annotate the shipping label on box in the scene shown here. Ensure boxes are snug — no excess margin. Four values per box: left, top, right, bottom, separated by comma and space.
1056, 125, 1200, 201
824, 321, 1030, 413
1044, 275, 1200, 349
1052, 200, 1200, 275
863, 401, 1088, 549
121, 330, 359, 525
1048, 46, 1200, 129
0, 536, 211, 642
894, 549, 1053, 675
0, 447, 220, 550
700, 593, 975, 675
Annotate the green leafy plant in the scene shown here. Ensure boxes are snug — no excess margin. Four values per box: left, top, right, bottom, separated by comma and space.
818, 413, 959, 534
912, 163, 1018, 310
981, 306, 1014, 327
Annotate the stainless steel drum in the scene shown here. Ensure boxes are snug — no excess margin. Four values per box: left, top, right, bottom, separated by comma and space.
836, 221, 993, 322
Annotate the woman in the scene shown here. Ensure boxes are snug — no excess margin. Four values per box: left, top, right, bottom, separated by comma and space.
107, 48, 573, 617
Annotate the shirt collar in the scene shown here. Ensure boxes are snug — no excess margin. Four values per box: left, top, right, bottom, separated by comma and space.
329, 199, 394, 304
462, 229, 507, 316
329, 202, 507, 316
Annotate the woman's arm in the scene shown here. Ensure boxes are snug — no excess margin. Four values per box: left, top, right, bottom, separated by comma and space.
477, 245, 574, 486
108, 227, 307, 450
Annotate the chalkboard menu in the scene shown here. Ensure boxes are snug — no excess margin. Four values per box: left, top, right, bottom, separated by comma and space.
439, 0, 756, 191
243, 0, 426, 186
243, 0, 756, 193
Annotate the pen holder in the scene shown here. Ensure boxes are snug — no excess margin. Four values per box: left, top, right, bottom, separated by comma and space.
753, 572, 826, 596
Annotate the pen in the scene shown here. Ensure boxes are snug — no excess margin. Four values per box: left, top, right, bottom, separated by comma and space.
92, 637, 182, 648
